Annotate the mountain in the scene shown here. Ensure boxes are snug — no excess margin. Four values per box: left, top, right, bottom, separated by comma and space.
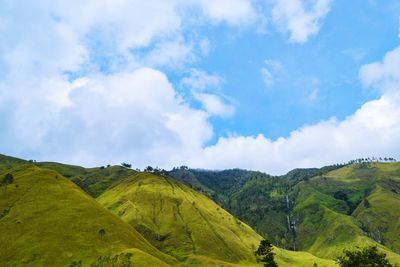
169, 163, 400, 264
168, 166, 342, 246
291, 163, 400, 261
96, 171, 336, 267
0, 155, 338, 266
1, 153, 399, 266
0, 159, 175, 266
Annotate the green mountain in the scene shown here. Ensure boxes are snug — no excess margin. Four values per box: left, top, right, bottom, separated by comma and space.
0, 155, 337, 266
169, 163, 400, 265
1, 153, 399, 266
0, 158, 175, 266
96, 172, 334, 266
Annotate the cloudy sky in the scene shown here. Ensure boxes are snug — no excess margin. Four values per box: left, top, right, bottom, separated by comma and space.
1, 0, 400, 174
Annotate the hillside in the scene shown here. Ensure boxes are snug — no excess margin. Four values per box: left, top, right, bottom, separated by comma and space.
2, 154, 399, 266
36, 161, 138, 197
96, 172, 262, 264
291, 163, 400, 260
0, 162, 175, 266
0, 155, 338, 266
96, 172, 336, 266
169, 163, 400, 265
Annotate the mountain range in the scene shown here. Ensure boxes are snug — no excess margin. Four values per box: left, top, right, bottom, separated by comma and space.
1, 154, 399, 266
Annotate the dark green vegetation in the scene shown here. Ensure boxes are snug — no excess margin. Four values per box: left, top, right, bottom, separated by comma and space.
168, 166, 344, 247
336, 246, 394, 267
169, 163, 400, 263
255, 240, 278, 267
1, 153, 400, 266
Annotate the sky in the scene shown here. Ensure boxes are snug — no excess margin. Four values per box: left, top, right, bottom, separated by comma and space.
1, 0, 400, 175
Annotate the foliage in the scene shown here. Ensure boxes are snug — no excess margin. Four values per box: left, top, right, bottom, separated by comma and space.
90, 252, 133, 267
121, 162, 132, 168
67, 260, 82, 267
336, 246, 394, 267
2, 173, 14, 185
255, 239, 278, 267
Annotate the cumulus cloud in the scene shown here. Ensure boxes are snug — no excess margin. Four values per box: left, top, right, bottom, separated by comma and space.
189, 45, 400, 174
0, 0, 249, 169
359, 46, 400, 93
193, 92, 235, 118
2, 0, 394, 176
194, 0, 256, 25
271, 0, 333, 43
1, 68, 212, 167
181, 69, 234, 118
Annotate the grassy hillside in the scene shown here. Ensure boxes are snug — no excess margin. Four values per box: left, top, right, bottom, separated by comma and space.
97, 172, 262, 265
169, 163, 400, 265
293, 163, 400, 253
97, 172, 337, 266
36, 161, 138, 197
0, 163, 175, 266
1, 154, 398, 266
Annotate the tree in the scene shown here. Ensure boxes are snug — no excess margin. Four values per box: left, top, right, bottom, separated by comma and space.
255, 239, 278, 267
2, 173, 14, 185
98, 228, 106, 239
363, 199, 371, 208
121, 162, 132, 168
144, 166, 153, 172
336, 246, 394, 267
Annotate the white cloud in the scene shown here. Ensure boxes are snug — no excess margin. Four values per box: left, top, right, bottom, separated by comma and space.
359, 46, 400, 93
261, 59, 283, 87
191, 93, 400, 174
271, 0, 333, 43
188, 45, 400, 174
194, 0, 256, 25
261, 68, 274, 86
193, 92, 235, 118
2, 0, 396, 176
1, 68, 212, 168
181, 69, 223, 90
181, 69, 234, 117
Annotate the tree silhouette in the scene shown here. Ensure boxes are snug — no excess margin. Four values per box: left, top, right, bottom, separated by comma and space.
2, 173, 14, 185
121, 163, 132, 168
255, 239, 278, 267
336, 246, 394, 267
98, 229, 106, 239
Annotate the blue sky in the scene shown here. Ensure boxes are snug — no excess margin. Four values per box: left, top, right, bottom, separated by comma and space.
1, 0, 400, 174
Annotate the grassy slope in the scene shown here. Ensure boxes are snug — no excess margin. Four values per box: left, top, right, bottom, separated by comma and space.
291, 163, 400, 264
97, 172, 336, 266
36, 161, 137, 197
97, 172, 262, 265
0, 163, 175, 267
2, 154, 398, 266
169, 163, 400, 265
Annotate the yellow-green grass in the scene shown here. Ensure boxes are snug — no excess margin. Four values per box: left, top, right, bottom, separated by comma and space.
275, 248, 336, 267
353, 185, 400, 253
0, 165, 175, 266
97, 172, 340, 267
97, 172, 262, 264
37, 161, 138, 197
291, 163, 400, 265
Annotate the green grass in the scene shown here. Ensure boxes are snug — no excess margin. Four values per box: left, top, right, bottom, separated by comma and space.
0, 164, 175, 266
2, 155, 400, 266
290, 163, 400, 265
97, 172, 262, 264
36, 162, 138, 197
274, 248, 336, 267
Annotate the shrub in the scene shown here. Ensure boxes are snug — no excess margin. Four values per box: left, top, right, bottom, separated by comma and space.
336, 246, 394, 267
